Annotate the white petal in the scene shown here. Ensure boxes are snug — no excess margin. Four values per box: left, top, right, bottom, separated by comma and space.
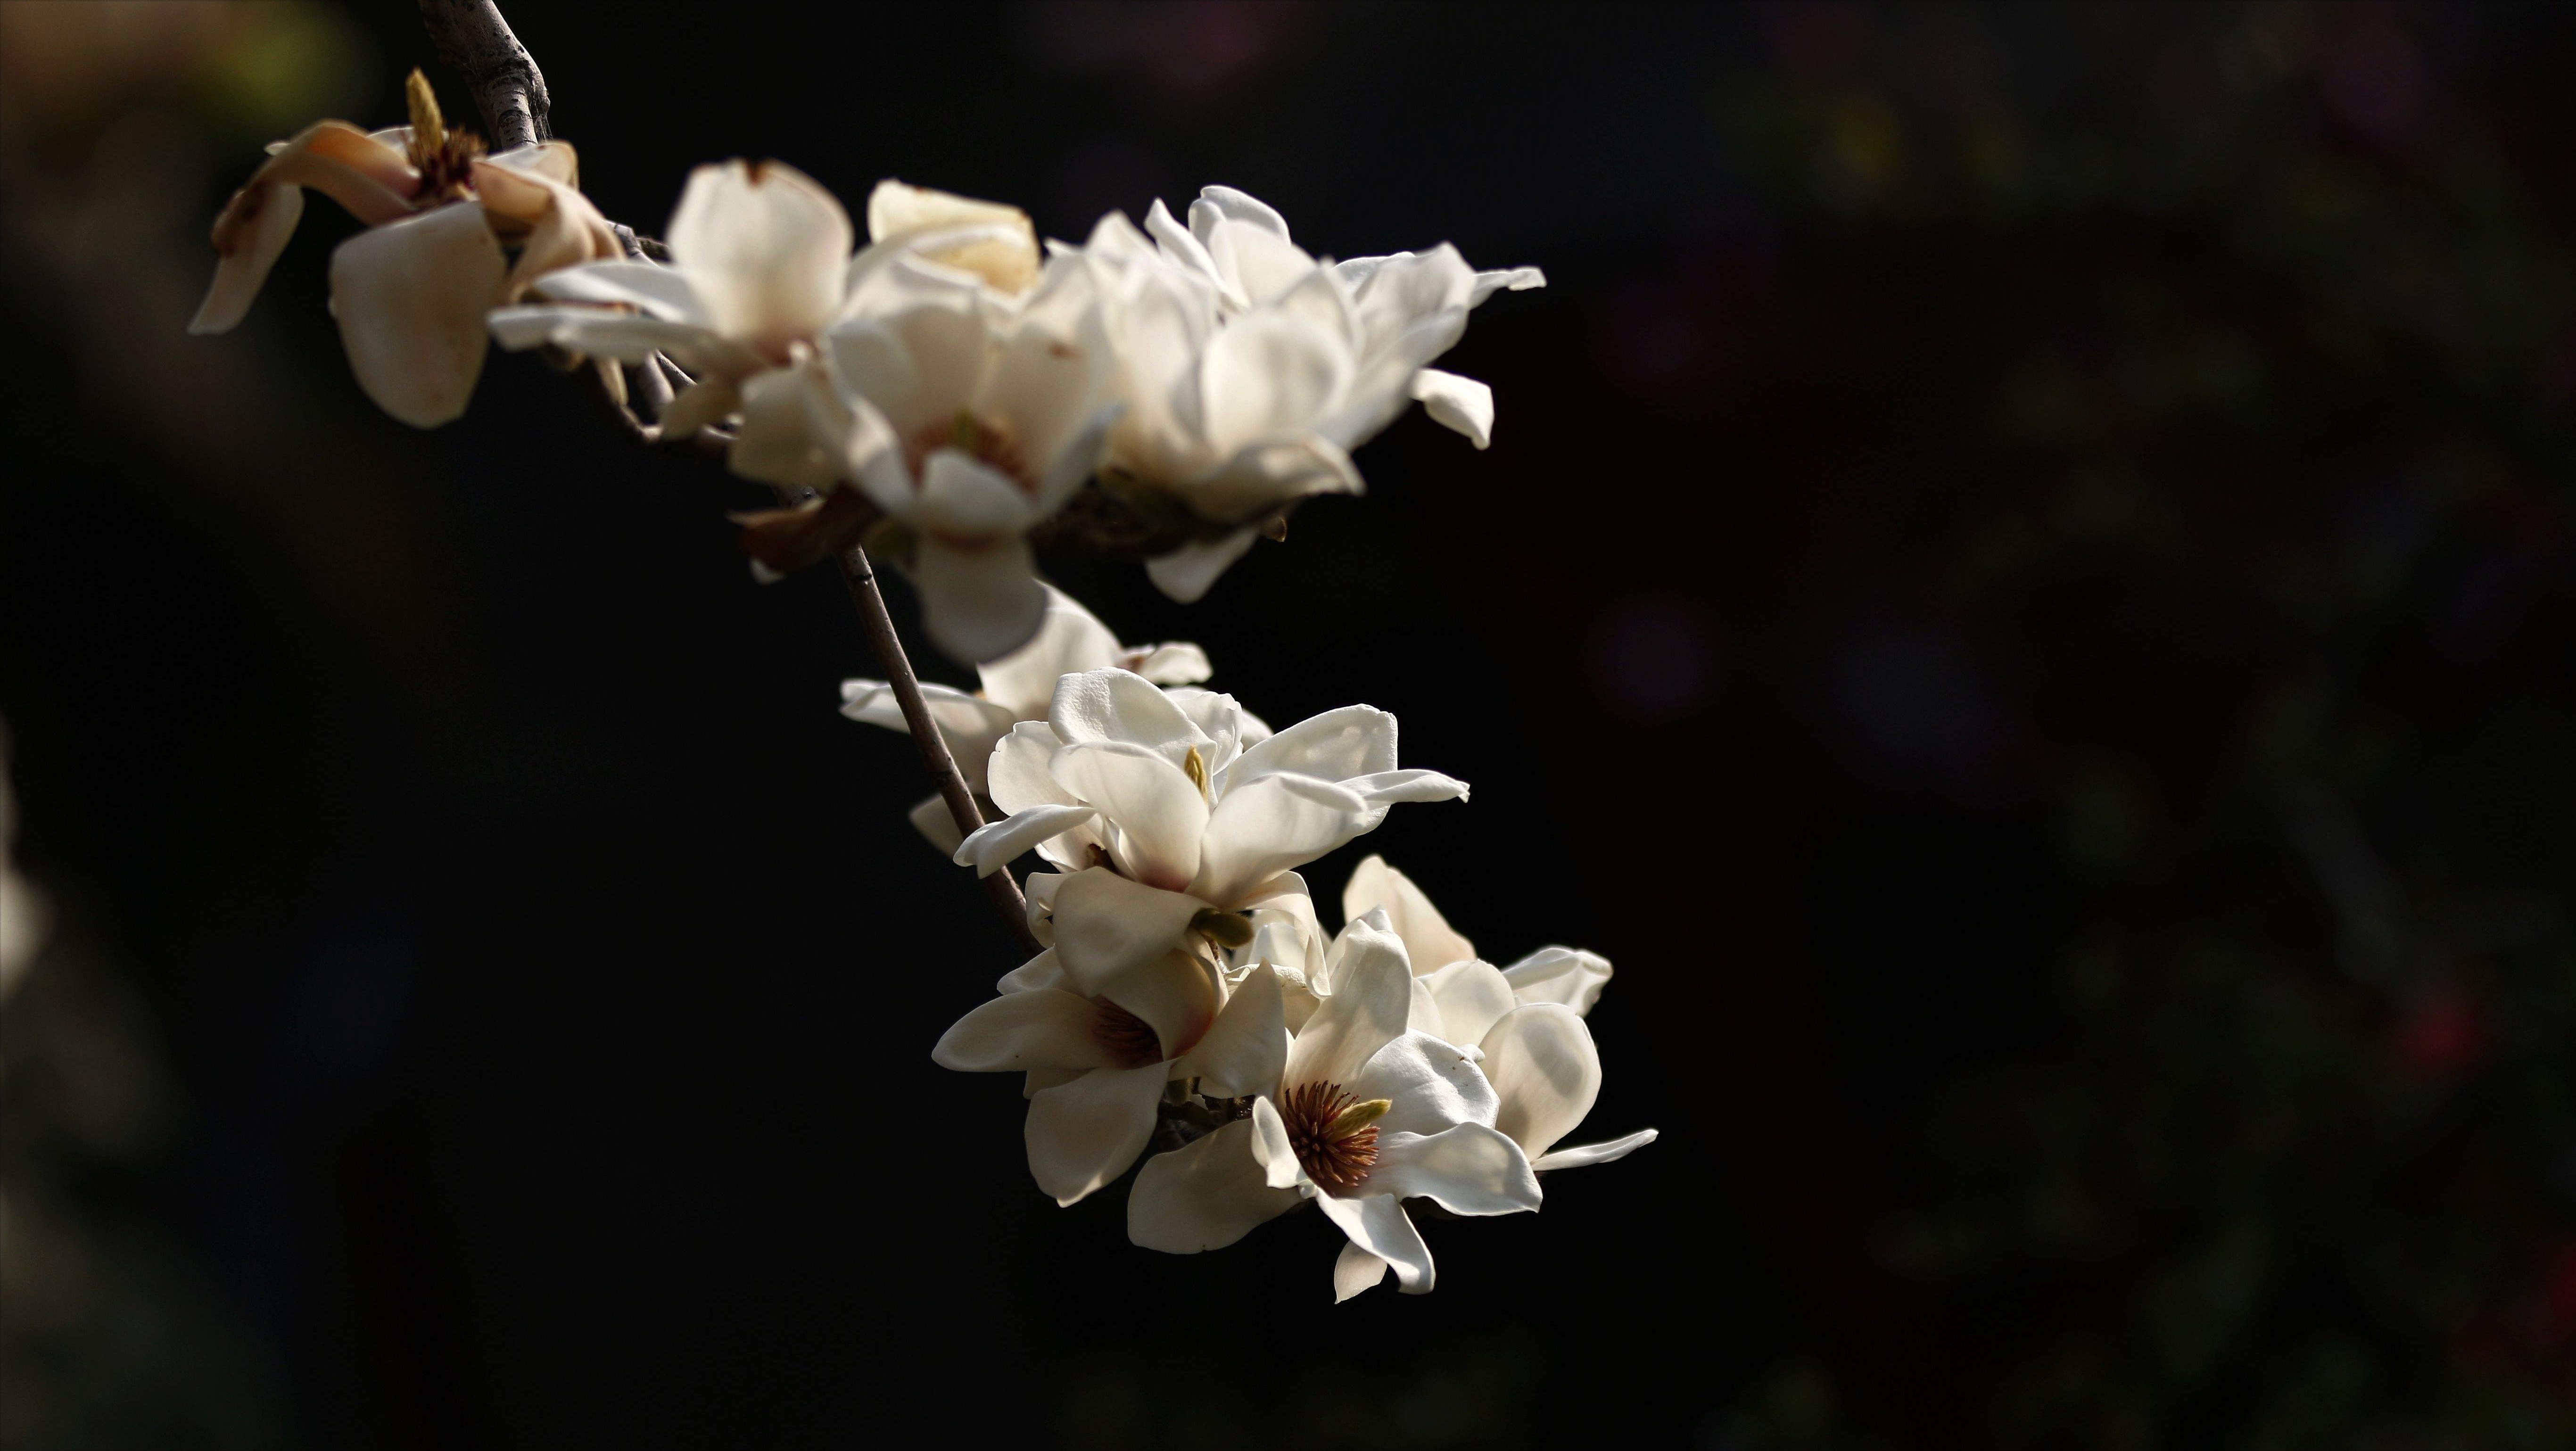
932, 988, 1119, 1072
1342, 769, 1470, 809
1332, 1243, 1391, 1302
1409, 368, 1494, 448
1314, 1193, 1434, 1295
1181, 961, 1286, 1098
974, 585, 1122, 719
1468, 264, 1547, 306
1346, 1030, 1500, 1137
727, 363, 842, 490
1197, 311, 1351, 455
985, 721, 1076, 815
1422, 960, 1518, 1047
913, 533, 1047, 665
908, 793, 964, 854
328, 201, 504, 427
1229, 705, 1395, 791
486, 305, 747, 374
659, 376, 741, 437
1094, 948, 1220, 1062
1249, 1093, 1304, 1189
1368, 1123, 1541, 1217
1051, 742, 1207, 892
1047, 866, 1207, 990
865, 179, 1037, 294
1130, 642, 1212, 686
840, 679, 1013, 766
666, 159, 853, 348
1144, 528, 1258, 604
1478, 1003, 1601, 1160
1025, 1061, 1168, 1205
1284, 915, 1413, 1093
1191, 774, 1373, 907
526, 259, 710, 322
1185, 434, 1364, 519
1048, 668, 1211, 759
1032, 403, 1123, 515
190, 180, 305, 334
1190, 186, 1293, 242
1205, 222, 1321, 309
1127, 1119, 1303, 1253
1340, 856, 1475, 975
997, 948, 1069, 994
953, 803, 1098, 877
1533, 1129, 1658, 1171
1501, 946, 1614, 1016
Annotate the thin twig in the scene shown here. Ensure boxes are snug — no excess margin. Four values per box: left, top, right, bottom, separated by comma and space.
421, 0, 1038, 956
418, 0, 549, 150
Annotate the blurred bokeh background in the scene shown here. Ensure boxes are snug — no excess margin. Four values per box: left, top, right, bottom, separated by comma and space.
3, 1, 2572, 1447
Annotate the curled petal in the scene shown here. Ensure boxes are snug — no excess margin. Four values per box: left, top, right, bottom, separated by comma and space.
1478, 1003, 1602, 1160
1144, 528, 1257, 604
190, 181, 304, 335
1192, 773, 1373, 907
1409, 368, 1494, 448
1315, 1193, 1433, 1296
1128, 1119, 1303, 1254
954, 803, 1098, 878
1501, 946, 1614, 1016
1333, 1244, 1390, 1303
1181, 960, 1286, 1099
1368, 1123, 1542, 1217
1341, 856, 1476, 975
1533, 1128, 1658, 1171
1284, 914, 1412, 1093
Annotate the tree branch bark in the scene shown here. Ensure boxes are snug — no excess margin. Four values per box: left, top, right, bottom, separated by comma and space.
420, 0, 1039, 957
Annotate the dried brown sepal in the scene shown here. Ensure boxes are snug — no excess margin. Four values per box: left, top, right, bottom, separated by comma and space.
731, 489, 881, 578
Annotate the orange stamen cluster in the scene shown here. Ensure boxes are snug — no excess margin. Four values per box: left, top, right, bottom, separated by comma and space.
1280, 1080, 1382, 1195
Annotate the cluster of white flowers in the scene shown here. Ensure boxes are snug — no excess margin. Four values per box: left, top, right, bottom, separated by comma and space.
194, 71, 1648, 1300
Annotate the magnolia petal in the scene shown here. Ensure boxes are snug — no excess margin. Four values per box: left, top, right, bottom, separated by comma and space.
1189, 434, 1365, 519
1343, 856, 1476, 977
986, 721, 1079, 815
1344, 769, 1470, 808
997, 948, 1069, 995
1205, 221, 1321, 311
1144, 529, 1258, 604
1023, 1066, 1083, 1099
1284, 914, 1414, 1093
1130, 642, 1213, 687
1249, 1094, 1303, 1190
932, 988, 1121, 1072
727, 364, 842, 490
666, 158, 852, 346
190, 181, 305, 334
328, 201, 504, 427
1315, 1193, 1433, 1295
1025, 1061, 1168, 1205
1182, 960, 1286, 1099
1369, 1124, 1542, 1218
909, 793, 965, 855
1501, 946, 1614, 1016
1468, 264, 1547, 306
1128, 1119, 1303, 1253
1192, 773, 1373, 907
839, 679, 1012, 750
1051, 742, 1207, 892
1347, 1030, 1501, 1138
866, 179, 1039, 295
1410, 368, 1494, 448
1099, 951, 1220, 1064
1534, 1128, 1658, 1171
1048, 668, 1211, 759
975, 585, 1124, 720
914, 534, 1047, 665
1333, 1243, 1391, 1303
1407, 975, 1445, 1037
1478, 1003, 1602, 1160
1190, 186, 1293, 243
1423, 959, 1519, 1048
1048, 866, 1207, 990
954, 802, 1097, 878
1229, 704, 1397, 791
1032, 403, 1123, 516
659, 377, 742, 438
528, 259, 710, 322
1197, 310, 1352, 456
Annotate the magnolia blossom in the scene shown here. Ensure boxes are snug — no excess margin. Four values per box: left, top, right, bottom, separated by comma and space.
953, 668, 1466, 985
1126, 916, 1542, 1298
1073, 187, 1544, 601
931, 942, 1277, 1205
842, 585, 1210, 850
190, 72, 619, 427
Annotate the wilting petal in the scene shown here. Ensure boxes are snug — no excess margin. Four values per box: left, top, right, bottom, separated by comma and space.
1478, 1003, 1601, 1160
865, 179, 1038, 295
1025, 1061, 1168, 1205
1422, 959, 1518, 1048
1049, 866, 1207, 990
1315, 1193, 1433, 1295
1342, 855, 1476, 976
933, 988, 1121, 1072
1410, 368, 1493, 448
190, 181, 305, 334
1333, 1244, 1390, 1303
1369, 1124, 1541, 1218
1229, 705, 1396, 791
1192, 774, 1372, 906
1049, 668, 1211, 760
913, 533, 1046, 665
1144, 528, 1257, 604
975, 585, 1123, 719
1052, 742, 1206, 891
328, 200, 505, 427
1346, 1030, 1499, 1137
1284, 914, 1413, 1093
1501, 946, 1614, 1015
1182, 960, 1286, 1098
1128, 1119, 1303, 1253
954, 803, 1098, 878
1533, 1128, 1658, 1171
666, 159, 852, 349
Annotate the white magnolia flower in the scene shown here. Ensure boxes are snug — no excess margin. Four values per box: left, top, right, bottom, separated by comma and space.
802, 247, 1123, 662
842, 585, 1210, 850
190, 72, 619, 427
952, 668, 1467, 985
931, 941, 1279, 1206
1072, 187, 1544, 601
1126, 915, 1542, 1298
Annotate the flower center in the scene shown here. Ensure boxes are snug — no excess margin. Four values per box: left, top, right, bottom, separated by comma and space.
402, 69, 486, 206
1279, 1080, 1391, 1195
910, 410, 1033, 495
1091, 998, 1162, 1068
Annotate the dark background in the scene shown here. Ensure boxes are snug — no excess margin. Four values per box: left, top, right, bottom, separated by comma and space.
3, 2, 2571, 1447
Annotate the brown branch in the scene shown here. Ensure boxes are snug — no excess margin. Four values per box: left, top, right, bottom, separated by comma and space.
421, 0, 1039, 957
418, 0, 550, 150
